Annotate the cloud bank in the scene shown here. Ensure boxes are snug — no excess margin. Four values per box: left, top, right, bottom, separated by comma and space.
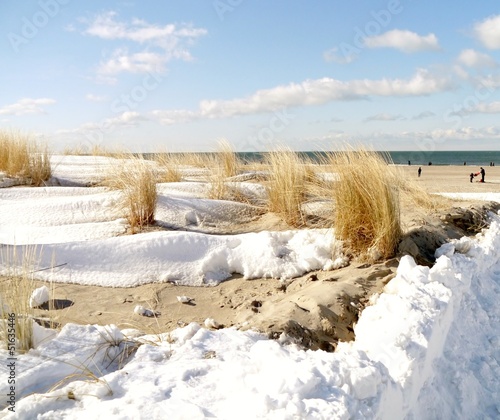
153, 69, 453, 124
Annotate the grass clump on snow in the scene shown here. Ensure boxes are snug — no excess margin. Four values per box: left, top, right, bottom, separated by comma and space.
0, 130, 51, 186
329, 148, 401, 261
0, 246, 46, 353
154, 152, 183, 183
104, 156, 157, 233
206, 140, 241, 200
266, 148, 308, 227
217, 139, 239, 178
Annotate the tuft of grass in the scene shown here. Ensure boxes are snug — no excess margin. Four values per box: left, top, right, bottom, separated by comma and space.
266, 148, 308, 226
28, 143, 51, 186
328, 147, 402, 261
154, 152, 183, 183
205, 141, 240, 200
47, 360, 113, 398
62, 143, 120, 157
208, 165, 227, 200
0, 130, 51, 185
171, 152, 213, 168
103, 156, 157, 233
217, 139, 239, 178
0, 246, 43, 352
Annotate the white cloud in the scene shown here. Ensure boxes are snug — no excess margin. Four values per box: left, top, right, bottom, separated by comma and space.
85, 94, 108, 102
450, 101, 500, 117
153, 69, 454, 124
305, 126, 500, 144
323, 47, 358, 64
474, 102, 500, 113
103, 111, 147, 127
365, 113, 404, 121
151, 109, 198, 125
412, 111, 436, 120
474, 74, 500, 89
473, 15, 500, 49
408, 126, 500, 141
79, 11, 207, 76
83, 12, 206, 43
457, 49, 497, 68
56, 112, 147, 137
98, 50, 167, 75
0, 98, 56, 116
364, 29, 440, 53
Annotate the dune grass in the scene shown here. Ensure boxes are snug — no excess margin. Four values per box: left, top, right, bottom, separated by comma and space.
62, 143, 121, 157
0, 130, 51, 186
208, 165, 227, 200
154, 152, 183, 183
266, 148, 309, 226
103, 156, 157, 233
204, 141, 240, 200
217, 139, 239, 178
328, 148, 402, 261
0, 246, 44, 353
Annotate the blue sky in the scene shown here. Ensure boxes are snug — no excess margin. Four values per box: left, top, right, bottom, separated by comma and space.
1, 0, 500, 152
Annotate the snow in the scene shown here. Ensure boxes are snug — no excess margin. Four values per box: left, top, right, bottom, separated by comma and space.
437, 192, 500, 201
28, 286, 50, 308
0, 155, 498, 418
0, 229, 343, 287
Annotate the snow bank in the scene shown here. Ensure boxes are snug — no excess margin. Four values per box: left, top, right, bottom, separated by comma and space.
2, 216, 498, 418
0, 187, 126, 244
3, 229, 345, 287
50, 155, 116, 186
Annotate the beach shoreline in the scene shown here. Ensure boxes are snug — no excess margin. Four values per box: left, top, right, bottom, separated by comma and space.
395, 164, 500, 193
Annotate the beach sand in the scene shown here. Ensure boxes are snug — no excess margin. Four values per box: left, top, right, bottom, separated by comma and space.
398, 163, 500, 193
29, 165, 500, 350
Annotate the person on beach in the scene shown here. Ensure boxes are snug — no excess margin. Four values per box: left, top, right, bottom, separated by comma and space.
480, 167, 485, 182
418, 167, 422, 177
470, 172, 475, 183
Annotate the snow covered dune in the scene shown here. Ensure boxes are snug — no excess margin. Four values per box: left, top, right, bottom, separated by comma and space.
2, 215, 498, 418
13, 229, 346, 287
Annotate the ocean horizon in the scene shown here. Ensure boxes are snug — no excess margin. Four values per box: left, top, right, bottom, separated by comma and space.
145, 150, 500, 167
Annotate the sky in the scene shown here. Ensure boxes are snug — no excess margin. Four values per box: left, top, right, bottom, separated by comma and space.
1, 0, 500, 152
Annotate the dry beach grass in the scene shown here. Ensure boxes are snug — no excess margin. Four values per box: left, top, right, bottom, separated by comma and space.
102, 155, 158, 233
0, 130, 51, 186
328, 148, 402, 261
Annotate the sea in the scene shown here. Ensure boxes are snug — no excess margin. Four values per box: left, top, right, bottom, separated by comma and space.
236, 151, 500, 166
144, 151, 500, 166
